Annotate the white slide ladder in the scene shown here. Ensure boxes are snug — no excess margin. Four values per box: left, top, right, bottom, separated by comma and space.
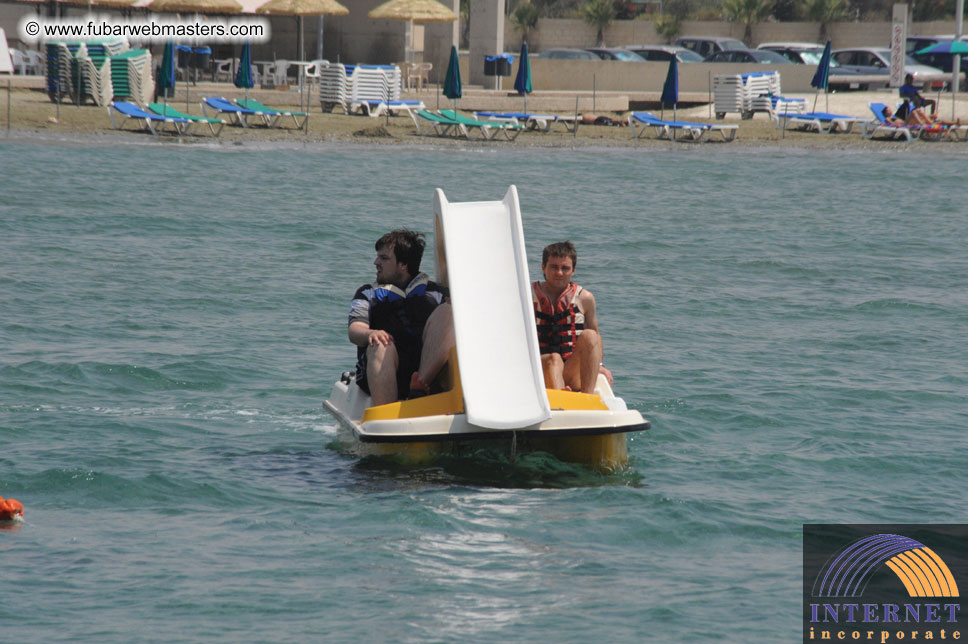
434, 186, 551, 430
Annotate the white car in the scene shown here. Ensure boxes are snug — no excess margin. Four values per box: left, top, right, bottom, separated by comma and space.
832, 47, 949, 88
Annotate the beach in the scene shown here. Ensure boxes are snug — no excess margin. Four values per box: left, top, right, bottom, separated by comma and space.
3, 81, 968, 151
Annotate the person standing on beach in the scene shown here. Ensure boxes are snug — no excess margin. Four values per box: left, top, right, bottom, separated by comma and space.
348, 229, 454, 406
532, 241, 612, 394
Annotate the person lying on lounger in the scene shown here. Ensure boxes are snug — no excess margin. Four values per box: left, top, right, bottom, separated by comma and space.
348, 229, 454, 405
532, 241, 612, 395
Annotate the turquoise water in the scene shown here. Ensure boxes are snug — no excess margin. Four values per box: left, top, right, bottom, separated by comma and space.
1, 139, 966, 642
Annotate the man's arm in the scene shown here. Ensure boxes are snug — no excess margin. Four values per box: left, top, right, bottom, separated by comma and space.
580, 289, 613, 385
349, 321, 393, 347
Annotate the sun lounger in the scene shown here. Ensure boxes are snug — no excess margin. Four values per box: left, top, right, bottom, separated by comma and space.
410, 109, 468, 137
235, 98, 308, 128
775, 111, 865, 134
439, 109, 522, 141
148, 103, 226, 137
475, 111, 580, 133
108, 100, 187, 135
861, 102, 926, 141
359, 100, 425, 117
629, 112, 737, 142
201, 96, 279, 128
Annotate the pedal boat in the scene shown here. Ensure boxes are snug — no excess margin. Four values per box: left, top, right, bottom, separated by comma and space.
323, 185, 650, 471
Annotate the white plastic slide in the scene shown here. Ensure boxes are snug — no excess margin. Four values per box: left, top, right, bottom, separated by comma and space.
434, 186, 551, 430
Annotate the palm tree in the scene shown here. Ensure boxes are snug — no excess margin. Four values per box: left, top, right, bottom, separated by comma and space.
581, 0, 616, 47
805, 0, 848, 44
722, 0, 774, 45
511, 1, 541, 45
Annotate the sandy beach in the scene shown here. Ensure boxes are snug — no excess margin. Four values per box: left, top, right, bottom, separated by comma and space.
3, 82, 968, 151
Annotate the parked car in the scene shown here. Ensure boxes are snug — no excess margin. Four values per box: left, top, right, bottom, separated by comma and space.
538, 48, 600, 60
675, 36, 747, 59
704, 49, 793, 64
757, 42, 871, 90
832, 47, 948, 88
584, 47, 646, 62
906, 36, 968, 81
757, 42, 825, 64
621, 45, 705, 63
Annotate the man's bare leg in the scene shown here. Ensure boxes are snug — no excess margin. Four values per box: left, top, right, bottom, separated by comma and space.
367, 342, 399, 406
412, 303, 455, 393
541, 353, 565, 390
562, 329, 602, 394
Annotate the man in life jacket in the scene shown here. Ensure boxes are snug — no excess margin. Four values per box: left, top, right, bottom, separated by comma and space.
348, 229, 454, 405
532, 241, 613, 394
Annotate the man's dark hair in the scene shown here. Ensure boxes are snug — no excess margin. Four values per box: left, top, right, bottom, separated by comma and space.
542, 241, 577, 268
376, 229, 425, 277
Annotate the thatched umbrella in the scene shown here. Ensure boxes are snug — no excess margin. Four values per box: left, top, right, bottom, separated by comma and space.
368, 0, 457, 65
149, 0, 243, 14
256, 0, 348, 64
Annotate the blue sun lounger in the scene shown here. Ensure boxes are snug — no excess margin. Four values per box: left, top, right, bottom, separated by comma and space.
201, 96, 279, 128
629, 112, 737, 142
862, 102, 926, 141
108, 101, 188, 135
775, 111, 865, 134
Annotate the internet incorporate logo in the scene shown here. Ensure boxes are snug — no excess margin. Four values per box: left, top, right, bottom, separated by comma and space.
803, 526, 965, 644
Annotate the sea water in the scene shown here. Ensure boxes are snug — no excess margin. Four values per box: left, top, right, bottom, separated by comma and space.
1, 139, 965, 643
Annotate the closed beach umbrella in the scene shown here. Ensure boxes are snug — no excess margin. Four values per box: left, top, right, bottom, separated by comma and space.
443, 44, 461, 100
811, 40, 831, 113
513, 42, 532, 113
159, 39, 176, 104
368, 0, 458, 64
660, 54, 678, 132
235, 40, 254, 101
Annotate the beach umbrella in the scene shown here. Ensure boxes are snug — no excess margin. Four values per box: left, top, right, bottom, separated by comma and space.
368, 0, 458, 64
810, 40, 831, 113
660, 54, 678, 136
443, 43, 461, 101
916, 40, 968, 121
257, 0, 348, 108
235, 40, 254, 102
158, 39, 176, 105
514, 42, 532, 113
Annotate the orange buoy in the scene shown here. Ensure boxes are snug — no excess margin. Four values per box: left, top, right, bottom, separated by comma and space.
0, 496, 24, 521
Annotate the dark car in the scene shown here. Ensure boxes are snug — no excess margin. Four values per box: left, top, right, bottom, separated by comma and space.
704, 49, 792, 64
906, 36, 968, 82
622, 45, 704, 63
538, 48, 599, 60
584, 47, 646, 62
675, 36, 747, 59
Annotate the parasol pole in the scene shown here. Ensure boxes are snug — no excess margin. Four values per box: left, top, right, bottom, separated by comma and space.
953, 0, 963, 120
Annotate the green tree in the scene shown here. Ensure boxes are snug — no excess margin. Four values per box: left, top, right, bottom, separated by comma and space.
805, 0, 849, 43
581, 0, 617, 47
511, 1, 541, 44
653, 13, 682, 43
722, 0, 773, 45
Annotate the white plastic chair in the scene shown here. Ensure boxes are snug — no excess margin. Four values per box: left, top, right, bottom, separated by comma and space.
303, 59, 328, 88
24, 50, 45, 75
10, 49, 27, 75
414, 62, 432, 91
270, 59, 290, 86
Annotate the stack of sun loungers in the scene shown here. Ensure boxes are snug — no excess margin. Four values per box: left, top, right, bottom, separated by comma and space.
109, 49, 153, 106
714, 71, 781, 119
45, 39, 142, 105
46, 42, 81, 102
319, 63, 402, 113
